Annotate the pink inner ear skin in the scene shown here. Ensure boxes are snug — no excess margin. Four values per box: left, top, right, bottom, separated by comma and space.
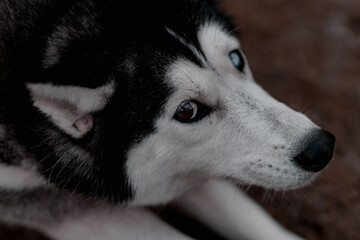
72, 115, 94, 137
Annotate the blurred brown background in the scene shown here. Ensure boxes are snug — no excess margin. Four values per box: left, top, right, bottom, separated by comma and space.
220, 0, 360, 239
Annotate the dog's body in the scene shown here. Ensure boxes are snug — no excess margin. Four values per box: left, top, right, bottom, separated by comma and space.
0, 0, 335, 239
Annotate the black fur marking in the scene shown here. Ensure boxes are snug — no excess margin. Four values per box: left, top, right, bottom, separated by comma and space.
0, 222, 53, 240
0, 0, 235, 203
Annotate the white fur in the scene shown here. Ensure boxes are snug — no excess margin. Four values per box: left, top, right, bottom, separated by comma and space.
26, 81, 115, 138
176, 180, 304, 240
127, 22, 318, 206
0, 164, 45, 190
42, 207, 192, 240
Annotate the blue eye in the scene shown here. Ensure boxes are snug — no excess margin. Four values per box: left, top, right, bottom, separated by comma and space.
229, 50, 245, 72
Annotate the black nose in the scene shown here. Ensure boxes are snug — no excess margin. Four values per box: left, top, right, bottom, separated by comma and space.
293, 129, 335, 172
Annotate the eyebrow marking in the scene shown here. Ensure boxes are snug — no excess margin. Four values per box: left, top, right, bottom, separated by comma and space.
164, 26, 207, 66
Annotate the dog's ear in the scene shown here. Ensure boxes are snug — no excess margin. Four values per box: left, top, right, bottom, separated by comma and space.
26, 82, 115, 138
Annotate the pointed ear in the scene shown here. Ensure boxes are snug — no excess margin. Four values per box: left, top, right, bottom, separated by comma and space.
26, 82, 115, 138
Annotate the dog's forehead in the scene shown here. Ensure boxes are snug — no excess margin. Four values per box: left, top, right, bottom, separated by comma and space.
165, 22, 240, 67
120, 0, 237, 68
163, 22, 241, 104
198, 23, 240, 62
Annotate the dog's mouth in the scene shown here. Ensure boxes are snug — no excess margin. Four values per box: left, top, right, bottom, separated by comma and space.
222, 129, 335, 191
225, 165, 317, 191
223, 172, 316, 191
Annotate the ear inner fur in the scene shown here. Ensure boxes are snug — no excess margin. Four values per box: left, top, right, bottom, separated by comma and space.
25, 82, 115, 138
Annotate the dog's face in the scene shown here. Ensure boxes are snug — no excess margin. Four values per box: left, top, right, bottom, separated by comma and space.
125, 22, 335, 205
11, 1, 334, 205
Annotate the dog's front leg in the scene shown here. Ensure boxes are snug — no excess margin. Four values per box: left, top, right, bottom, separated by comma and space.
44, 206, 195, 240
174, 180, 304, 240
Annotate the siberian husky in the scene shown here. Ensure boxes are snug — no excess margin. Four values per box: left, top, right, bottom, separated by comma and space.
0, 0, 335, 239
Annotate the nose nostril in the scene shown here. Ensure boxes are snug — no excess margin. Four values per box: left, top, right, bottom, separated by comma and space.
293, 129, 335, 172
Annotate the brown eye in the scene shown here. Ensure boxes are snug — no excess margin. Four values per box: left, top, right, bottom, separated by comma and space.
174, 100, 212, 123
175, 101, 197, 121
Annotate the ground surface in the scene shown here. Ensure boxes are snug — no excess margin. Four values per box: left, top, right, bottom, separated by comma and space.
220, 0, 360, 239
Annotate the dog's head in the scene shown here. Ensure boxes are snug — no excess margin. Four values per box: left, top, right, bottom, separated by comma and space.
11, 0, 334, 205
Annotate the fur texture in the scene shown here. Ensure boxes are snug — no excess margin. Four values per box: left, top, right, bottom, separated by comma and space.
0, 0, 335, 239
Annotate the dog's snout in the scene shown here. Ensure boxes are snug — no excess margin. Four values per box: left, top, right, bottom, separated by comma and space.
294, 129, 335, 172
